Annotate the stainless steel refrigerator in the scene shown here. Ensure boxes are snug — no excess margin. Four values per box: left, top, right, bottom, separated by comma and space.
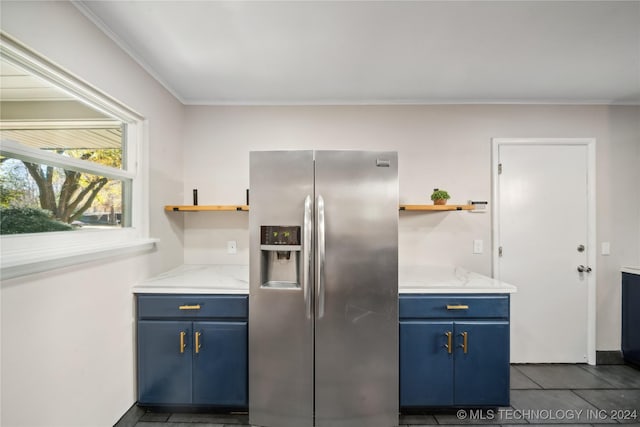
249, 150, 398, 427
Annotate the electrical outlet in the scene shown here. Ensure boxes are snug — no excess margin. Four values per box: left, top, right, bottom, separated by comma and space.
473, 239, 483, 254
227, 240, 237, 254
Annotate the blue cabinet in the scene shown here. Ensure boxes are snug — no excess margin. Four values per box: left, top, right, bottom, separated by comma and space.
136, 295, 248, 408
192, 321, 247, 406
138, 320, 193, 404
400, 320, 454, 406
453, 321, 510, 406
400, 294, 510, 408
622, 273, 640, 367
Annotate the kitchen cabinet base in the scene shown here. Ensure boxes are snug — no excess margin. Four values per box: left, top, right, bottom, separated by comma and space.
136, 295, 248, 408
400, 294, 510, 408
622, 273, 640, 367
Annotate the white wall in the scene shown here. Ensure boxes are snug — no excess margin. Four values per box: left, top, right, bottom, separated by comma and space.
1, 2, 184, 426
182, 104, 640, 352
594, 106, 640, 346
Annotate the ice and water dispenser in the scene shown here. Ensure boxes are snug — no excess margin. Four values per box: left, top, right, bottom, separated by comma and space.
260, 225, 302, 289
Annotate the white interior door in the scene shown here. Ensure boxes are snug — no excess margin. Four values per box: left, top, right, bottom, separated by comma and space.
494, 140, 595, 364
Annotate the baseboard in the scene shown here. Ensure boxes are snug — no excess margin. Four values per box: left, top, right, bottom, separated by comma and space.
113, 404, 144, 427
596, 350, 625, 365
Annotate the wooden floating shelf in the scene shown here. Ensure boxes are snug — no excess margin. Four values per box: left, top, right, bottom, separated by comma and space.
165, 204, 474, 212
165, 205, 249, 212
399, 204, 474, 211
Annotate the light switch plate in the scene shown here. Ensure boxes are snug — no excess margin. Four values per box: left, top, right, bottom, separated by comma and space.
473, 239, 483, 254
601, 242, 610, 256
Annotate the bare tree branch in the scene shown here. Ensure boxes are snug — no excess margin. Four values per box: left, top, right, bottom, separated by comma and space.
69, 178, 108, 222
20, 148, 120, 224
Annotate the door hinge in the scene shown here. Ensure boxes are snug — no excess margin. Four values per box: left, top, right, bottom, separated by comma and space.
498, 163, 503, 174
498, 246, 503, 257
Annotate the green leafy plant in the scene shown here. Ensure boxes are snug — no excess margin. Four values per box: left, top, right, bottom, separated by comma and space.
0, 207, 74, 235
430, 188, 451, 201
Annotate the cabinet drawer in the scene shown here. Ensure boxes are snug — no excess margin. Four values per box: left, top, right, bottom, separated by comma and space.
138, 295, 248, 319
400, 295, 509, 319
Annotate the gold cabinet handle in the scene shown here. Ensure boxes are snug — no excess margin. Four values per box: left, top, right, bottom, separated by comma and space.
444, 331, 453, 354
446, 304, 469, 310
179, 304, 201, 310
460, 331, 468, 354
195, 331, 202, 354
179, 331, 187, 353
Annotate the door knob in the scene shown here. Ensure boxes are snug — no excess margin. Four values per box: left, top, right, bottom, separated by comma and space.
577, 265, 592, 273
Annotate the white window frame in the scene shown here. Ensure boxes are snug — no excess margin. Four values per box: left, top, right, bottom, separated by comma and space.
0, 33, 156, 280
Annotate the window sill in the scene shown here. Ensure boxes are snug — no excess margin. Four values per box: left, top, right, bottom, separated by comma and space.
1, 234, 158, 280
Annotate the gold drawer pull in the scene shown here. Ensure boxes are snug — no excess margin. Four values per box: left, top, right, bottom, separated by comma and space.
460, 331, 468, 354
444, 331, 453, 354
179, 304, 201, 310
195, 331, 202, 354
446, 304, 469, 310
179, 331, 186, 353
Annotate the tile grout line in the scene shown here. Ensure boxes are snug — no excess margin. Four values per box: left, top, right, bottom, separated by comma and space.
576, 364, 618, 389
511, 364, 546, 390
568, 388, 628, 425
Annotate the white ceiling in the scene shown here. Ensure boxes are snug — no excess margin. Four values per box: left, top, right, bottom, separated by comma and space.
75, 1, 640, 106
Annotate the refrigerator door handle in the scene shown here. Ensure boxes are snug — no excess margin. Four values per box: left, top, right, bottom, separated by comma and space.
317, 194, 326, 318
303, 194, 313, 319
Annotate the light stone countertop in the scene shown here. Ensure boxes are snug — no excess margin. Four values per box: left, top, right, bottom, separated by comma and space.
399, 265, 517, 294
133, 264, 516, 294
622, 266, 640, 276
133, 264, 249, 294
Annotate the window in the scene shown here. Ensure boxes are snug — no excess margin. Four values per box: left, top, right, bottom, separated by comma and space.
0, 33, 154, 278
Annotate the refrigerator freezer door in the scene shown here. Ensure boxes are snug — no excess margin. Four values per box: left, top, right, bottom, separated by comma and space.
249, 151, 314, 427
314, 151, 399, 427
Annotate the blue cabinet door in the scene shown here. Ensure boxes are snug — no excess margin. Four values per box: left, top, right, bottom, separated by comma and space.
193, 321, 248, 406
138, 321, 192, 405
622, 273, 640, 366
400, 320, 454, 407
454, 321, 510, 406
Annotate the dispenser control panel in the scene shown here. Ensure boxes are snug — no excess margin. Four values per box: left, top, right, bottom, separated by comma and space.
261, 226, 301, 246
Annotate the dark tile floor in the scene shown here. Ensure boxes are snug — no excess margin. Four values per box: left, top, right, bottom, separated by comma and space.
128, 364, 640, 426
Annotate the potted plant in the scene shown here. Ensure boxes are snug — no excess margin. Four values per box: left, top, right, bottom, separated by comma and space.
430, 188, 451, 205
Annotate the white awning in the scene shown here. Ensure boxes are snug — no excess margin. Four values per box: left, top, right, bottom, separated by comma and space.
0, 121, 122, 150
